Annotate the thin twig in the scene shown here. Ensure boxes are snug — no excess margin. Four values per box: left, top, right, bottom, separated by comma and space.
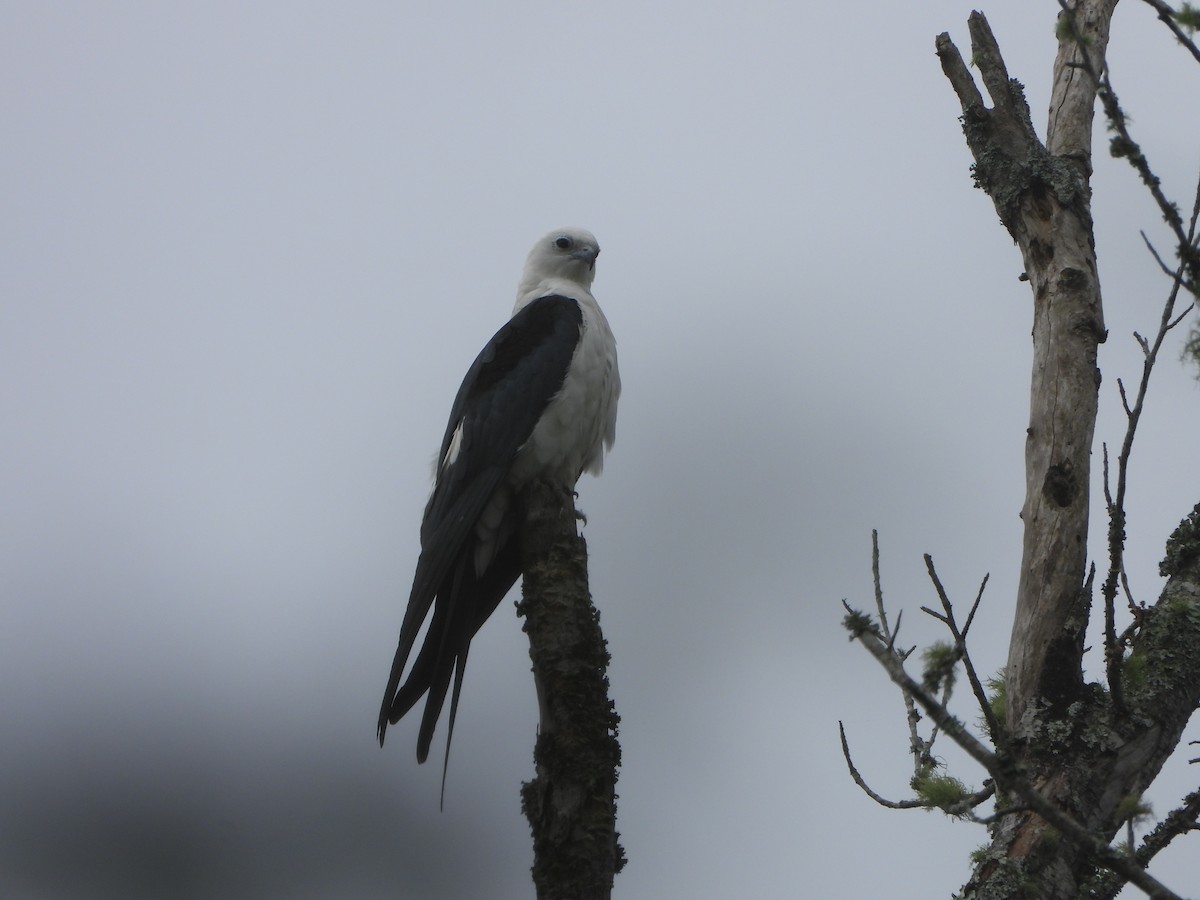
1138, 0, 1200, 64
1120, 564, 1139, 617
1095, 62, 1200, 290
952, 785, 1000, 822
1169, 303, 1196, 330
1118, 378, 1133, 415
923, 556, 1003, 744
1068, 0, 1200, 299
838, 721, 927, 810
1141, 232, 1185, 284
1102, 438, 1127, 712
871, 528, 891, 635
1100, 180, 1200, 708
961, 573, 989, 639
1086, 787, 1200, 899
845, 608, 1185, 900
840, 722, 997, 819
870, 531, 930, 778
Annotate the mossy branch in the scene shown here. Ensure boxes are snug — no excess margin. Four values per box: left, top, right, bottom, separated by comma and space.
843, 586, 1183, 900
516, 479, 624, 900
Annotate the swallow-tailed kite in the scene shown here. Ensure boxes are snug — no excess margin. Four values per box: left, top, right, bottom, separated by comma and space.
377, 227, 620, 785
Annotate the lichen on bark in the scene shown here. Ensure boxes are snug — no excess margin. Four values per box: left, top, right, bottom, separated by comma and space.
516, 479, 623, 900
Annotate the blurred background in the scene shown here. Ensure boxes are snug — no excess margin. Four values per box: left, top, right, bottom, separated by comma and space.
2, 2, 1198, 897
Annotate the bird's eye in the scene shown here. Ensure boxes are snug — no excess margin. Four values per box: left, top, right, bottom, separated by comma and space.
555, 236, 572, 250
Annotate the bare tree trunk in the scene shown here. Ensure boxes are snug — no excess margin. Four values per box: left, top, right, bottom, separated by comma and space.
517, 479, 623, 900
939, 3, 1113, 735
1008, 0, 1114, 735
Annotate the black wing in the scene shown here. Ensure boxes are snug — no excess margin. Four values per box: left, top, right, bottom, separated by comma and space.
377, 295, 583, 774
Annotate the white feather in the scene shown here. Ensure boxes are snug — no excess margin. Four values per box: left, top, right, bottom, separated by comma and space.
472, 227, 620, 575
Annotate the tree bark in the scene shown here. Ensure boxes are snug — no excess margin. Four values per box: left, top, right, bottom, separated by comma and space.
964, 512, 1200, 900
935, 5, 1200, 897
1009, 0, 1114, 736
516, 479, 623, 900
938, 4, 1113, 735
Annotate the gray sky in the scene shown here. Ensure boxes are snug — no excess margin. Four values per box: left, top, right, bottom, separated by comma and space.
3, 2, 1198, 897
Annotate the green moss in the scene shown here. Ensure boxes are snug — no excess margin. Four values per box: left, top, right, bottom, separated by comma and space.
969, 844, 991, 866
841, 605, 880, 640
1055, 11, 1093, 45
1114, 793, 1153, 825
1130, 593, 1200, 701
921, 640, 960, 694
1185, 326, 1200, 378
1122, 647, 1147, 691
913, 772, 973, 817
1109, 134, 1138, 159
985, 671, 1007, 725
960, 89, 1086, 236
1176, 3, 1200, 32
1160, 503, 1200, 577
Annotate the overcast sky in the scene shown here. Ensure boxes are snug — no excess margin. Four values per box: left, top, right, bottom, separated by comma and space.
3, 2, 1199, 898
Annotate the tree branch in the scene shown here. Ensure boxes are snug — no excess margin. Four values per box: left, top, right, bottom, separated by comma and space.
938, 5, 1112, 735
920, 557, 1002, 744
1099, 191, 1200, 708
843, 599, 1185, 900
868, 530, 931, 778
517, 479, 623, 900
838, 721, 927, 811
1094, 48, 1200, 294
1086, 788, 1200, 899
1138, 0, 1200, 65
840, 720, 997, 818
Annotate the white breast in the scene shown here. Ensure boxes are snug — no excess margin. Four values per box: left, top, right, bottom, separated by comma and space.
510, 292, 619, 489
470, 289, 619, 576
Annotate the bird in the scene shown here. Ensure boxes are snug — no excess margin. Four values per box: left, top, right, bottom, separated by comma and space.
377, 227, 620, 791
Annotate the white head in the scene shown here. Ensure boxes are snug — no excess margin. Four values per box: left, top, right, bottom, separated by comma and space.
516, 227, 600, 304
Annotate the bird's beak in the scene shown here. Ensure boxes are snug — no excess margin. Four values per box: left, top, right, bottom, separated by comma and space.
571, 248, 597, 270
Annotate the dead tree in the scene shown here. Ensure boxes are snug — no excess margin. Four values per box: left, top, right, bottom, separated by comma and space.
841, 4, 1200, 898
